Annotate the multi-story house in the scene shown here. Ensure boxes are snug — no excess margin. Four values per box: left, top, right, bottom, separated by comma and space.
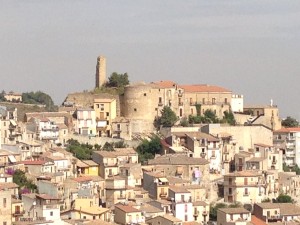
37, 118, 59, 143
147, 154, 210, 184
273, 127, 300, 167
163, 132, 222, 173
73, 108, 96, 136
60, 198, 110, 221
21, 193, 63, 225
278, 172, 300, 197
111, 117, 131, 140
243, 104, 282, 130
0, 149, 20, 173
217, 208, 251, 225
105, 175, 135, 208
192, 201, 209, 224
94, 98, 117, 137
0, 106, 19, 144
0, 189, 12, 225
92, 148, 139, 179
224, 171, 266, 204
168, 186, 193, 222
4, 92, 22, 102
114, 203, 144, 225
143, 171, 170, 200
146, 214, 183, 225
253, 203, 300, 223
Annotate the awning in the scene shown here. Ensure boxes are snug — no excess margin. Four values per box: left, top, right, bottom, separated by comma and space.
10, 120, 17, 126
158, 178, 168, 183
8, 155, 17, 163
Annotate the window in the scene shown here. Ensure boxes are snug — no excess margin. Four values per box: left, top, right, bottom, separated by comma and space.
3, 198, 6, 208
230, 214, 233, 221
225, 98, 228, 104
50, 211, 53, 216
212, 98, 216, 104
185, 215, 188, 221
202, 98, 205, 104
100, 104, 104, 111
106, 112, 109, 116
134, 108, 137, 112
144, 93, 147, 96
185, 204, 188, 213
3, 222, 7, 225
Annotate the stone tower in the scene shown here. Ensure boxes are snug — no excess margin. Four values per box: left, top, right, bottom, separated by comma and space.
95, 56, 106, 88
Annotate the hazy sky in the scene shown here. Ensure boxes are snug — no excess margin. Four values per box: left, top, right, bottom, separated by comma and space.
0, 1, 300, 119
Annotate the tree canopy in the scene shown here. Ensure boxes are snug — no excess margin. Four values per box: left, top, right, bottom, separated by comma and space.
106, 72, 129, 88
22, 91, 56, 111
282, 116, 299, 127
136, 135, 162, 164
12, 169, 37, 193
275, 194, 294, 203
156, 106, 178, 127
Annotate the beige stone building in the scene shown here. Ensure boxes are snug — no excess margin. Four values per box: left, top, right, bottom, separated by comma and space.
93, 98, 117, 137
0, 189, 12, 225
114, 203, 144, 225
121, 80, 239, 134
224, 171, 266, 204
217, 207, 251, 225
4, 92, 22, 102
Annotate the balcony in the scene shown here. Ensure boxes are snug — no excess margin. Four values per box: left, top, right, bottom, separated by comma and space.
243, 192, 250, 196
194, 210, 199, 216
13, 210, 25, 216
178, 92, 183, 97
178, 102, 183, 106
210, 155, 216, 159
158, 102, 163, 106
160, 193, 167, 198
202, 211, 208, 216
117, 195, 126, 200
272, 160, 277, 165
200, 152, 206, 158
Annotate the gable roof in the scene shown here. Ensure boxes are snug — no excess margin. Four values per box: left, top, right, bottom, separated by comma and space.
180, 84, 231, 93
148, 154, 209, 166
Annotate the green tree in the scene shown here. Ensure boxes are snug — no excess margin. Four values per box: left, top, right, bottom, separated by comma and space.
102, 142, 115, 151
282, 116, 299, 127
203, 109, 219, 123
157, 106, 178, 127
180, 117, 189, 127
275, 194, 294, 203
222, 111, 236, 125
106, 72, 129, 88
209, 203, 227, 221
22, 91, 57, 111
136, 135, 161, 164
66, 139, 94, 160
13, 169, 37, 192
0, 90, 6, 101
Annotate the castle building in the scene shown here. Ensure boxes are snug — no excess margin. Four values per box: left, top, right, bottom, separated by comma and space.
95, 56, 106, 88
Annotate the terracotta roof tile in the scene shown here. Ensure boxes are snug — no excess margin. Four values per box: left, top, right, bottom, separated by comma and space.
180, 84, 231, 93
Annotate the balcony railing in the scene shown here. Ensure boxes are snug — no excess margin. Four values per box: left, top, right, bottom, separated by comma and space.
160, 193, 167, 198
13, 210, 25, 216
158, 102, 163, 106
272, 160, 277, 164
243, 192, 250, 196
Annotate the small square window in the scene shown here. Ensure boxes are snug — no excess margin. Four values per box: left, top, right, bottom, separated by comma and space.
134, 108, 137, 112
144, 93, 147, 96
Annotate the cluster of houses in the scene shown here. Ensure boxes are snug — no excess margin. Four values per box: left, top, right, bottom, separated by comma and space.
1, 79, 300, 225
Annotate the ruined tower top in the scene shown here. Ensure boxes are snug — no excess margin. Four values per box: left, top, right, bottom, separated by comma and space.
95, 55, 106, 88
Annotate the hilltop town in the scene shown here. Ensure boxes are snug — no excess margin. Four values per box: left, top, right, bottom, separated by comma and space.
1, 55, 300, 225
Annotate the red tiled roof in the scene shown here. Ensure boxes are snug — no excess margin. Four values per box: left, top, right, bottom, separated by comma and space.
19, 160, 46, 165
115, 203, 140, 213
274, 127, 300, 133
73, 176, 93, 183
151, 80, 177, 88
36, 194, 59, 200
251, 215, 267, 225
180, 84, 231, 93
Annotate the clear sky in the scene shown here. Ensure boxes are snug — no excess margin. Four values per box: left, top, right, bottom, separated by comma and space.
0, 1, 299, 119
